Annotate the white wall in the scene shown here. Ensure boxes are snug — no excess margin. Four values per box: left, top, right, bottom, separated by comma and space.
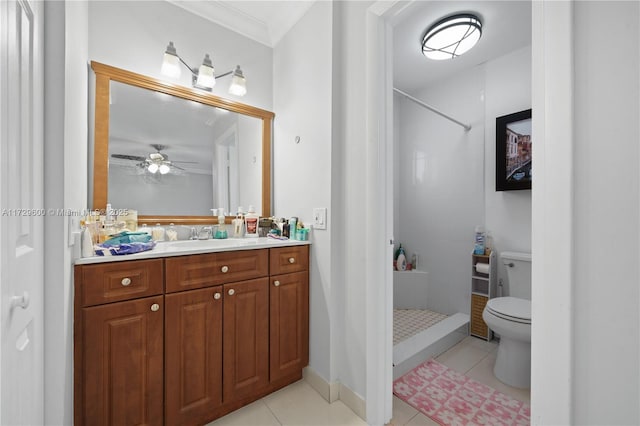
43, 2, 88, 424
87, 1, 272, 111
571, 2, 639, 423
394, 46, 531, 314
273, 1, 334, 384
484, 47, 532, 290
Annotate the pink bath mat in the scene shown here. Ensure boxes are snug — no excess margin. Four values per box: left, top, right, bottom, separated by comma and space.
393, 359, 530, 426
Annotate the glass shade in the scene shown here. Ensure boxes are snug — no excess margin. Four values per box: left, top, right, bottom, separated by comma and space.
148, 163, 159, 174
196, 54, 215, 89
228, 66, 247, 96
161, 42, 181, 78
422, 14, 482, 60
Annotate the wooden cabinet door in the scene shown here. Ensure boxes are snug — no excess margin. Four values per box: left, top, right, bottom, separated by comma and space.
270, 271, 309, 382
222, 278, 269, 403
165, 286, 223, 425
81, 296, 163, 426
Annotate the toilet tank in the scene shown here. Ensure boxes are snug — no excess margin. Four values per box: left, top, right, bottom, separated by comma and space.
501, 251, 532, 300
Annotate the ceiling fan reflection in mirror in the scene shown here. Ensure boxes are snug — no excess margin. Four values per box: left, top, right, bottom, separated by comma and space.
111, 144, 196, 175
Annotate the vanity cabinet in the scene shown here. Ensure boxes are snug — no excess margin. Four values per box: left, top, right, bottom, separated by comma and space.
74, 244, 309, 426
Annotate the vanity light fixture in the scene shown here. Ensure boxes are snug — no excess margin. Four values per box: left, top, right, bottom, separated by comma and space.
161, 41, 247, 96
421, 14, 482, 60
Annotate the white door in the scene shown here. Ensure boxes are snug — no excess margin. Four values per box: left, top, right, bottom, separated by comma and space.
0, 0, 45, 424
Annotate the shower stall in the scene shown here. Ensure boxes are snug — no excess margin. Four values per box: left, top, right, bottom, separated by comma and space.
392, 69, 485, 379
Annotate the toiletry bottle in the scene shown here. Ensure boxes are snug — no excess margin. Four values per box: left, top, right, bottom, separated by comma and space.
99, 203, 117, 243
166, 223, 178, 241
283, 220, 290, 238
484, 232, 493, 255
140, 224, 151, 237
217, 208, 227, 239
394, 243, 404, 261
81, 225, 94, 257
289, 217, 298, 240
396, 245, 407, 271
232, 209, 244, 238
474, 225, 485, 255
152, 223, 165, 242
244, 205, 259, 237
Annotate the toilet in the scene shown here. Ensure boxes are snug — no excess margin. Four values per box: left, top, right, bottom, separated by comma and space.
482, 251, 531, 389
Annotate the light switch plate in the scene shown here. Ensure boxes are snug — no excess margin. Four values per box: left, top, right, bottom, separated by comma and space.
68, 215, 80, 247
313, 208, 327, 230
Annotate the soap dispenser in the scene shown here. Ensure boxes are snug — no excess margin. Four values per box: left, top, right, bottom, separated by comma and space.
216, 208, 227, 239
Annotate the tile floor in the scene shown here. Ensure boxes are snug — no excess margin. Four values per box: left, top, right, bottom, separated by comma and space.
207, 336, 530, 426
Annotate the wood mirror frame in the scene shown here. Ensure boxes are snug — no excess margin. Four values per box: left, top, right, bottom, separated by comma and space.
91, 61, 274, 224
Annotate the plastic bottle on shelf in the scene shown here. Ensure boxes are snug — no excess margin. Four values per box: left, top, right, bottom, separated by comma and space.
474, 225, 485, 255
396, 246, 407, 271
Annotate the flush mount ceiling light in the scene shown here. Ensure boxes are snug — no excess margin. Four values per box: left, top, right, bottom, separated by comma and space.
161, 41, 247, 96
422, 14, 482, 60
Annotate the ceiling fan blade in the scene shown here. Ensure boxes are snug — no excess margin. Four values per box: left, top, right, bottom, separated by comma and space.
172, 160, 198, 164
111, 154, 147, 161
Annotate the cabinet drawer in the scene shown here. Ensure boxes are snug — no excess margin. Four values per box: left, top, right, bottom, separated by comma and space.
270, 245, 309, 275
77, 259, 164, 307
165, 249, 269, 293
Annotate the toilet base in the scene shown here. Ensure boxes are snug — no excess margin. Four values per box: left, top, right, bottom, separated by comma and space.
493, 337, 531, 389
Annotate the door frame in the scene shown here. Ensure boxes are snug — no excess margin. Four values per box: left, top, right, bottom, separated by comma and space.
365, 1, 575, 424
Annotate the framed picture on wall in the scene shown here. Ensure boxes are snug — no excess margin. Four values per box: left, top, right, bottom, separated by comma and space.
496, 108, 532, 191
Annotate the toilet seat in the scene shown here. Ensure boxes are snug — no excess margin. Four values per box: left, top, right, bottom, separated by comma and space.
486, 297, 531, 324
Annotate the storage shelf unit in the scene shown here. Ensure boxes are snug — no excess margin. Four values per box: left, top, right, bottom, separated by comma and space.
470, 251, 497, 340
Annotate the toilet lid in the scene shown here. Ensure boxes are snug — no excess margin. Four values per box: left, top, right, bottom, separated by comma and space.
486, 297, 531, 324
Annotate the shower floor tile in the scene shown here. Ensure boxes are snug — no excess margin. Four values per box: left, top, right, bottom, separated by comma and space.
393, 309, 447, 345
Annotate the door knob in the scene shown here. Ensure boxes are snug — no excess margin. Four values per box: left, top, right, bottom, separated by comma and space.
121, 277, 132, 286
214, 292, 221, 300
228, 289, 235, 296
151, 303, 160, 312
221, 266, 229, 273
288, 257, 295, 264
274, 281, 280, 287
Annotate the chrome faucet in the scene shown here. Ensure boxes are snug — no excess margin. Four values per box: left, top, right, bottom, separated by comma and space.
190, 227, 198, 240
197, 226, 213, 240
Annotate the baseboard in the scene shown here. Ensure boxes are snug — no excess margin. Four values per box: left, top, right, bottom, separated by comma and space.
303, 366, 339, 403
302, 367, 366, 421
338, 383, 366, 421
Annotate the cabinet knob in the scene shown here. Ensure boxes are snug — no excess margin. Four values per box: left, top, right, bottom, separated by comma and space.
121, 277, 132, 286
221, 265, 229, 273
274, 280, 280, 287
214, 292, 221, 300
288, 257, 295, 264
150, 303, 160, 312
228, 289, 235, 296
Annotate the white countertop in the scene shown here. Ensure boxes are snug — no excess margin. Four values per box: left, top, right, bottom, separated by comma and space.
75, 237, 311, 265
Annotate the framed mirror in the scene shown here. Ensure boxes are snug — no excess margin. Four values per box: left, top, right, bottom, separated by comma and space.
91, 61, 274, 224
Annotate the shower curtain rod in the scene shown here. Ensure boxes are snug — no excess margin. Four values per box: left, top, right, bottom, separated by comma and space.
393, 87, 471, 131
